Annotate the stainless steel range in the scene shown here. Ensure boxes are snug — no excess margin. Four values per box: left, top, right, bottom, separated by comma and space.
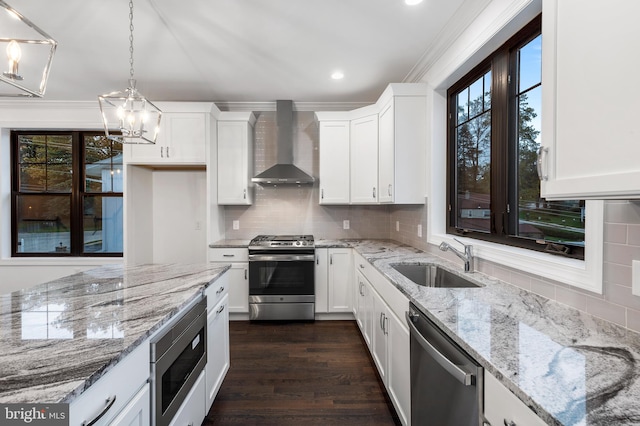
248, 235, 315, 320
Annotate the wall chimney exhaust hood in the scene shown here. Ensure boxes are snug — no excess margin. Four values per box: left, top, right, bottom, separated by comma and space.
251, 100, 315, 185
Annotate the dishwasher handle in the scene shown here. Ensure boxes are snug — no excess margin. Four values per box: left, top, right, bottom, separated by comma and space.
406, 311, 475, 386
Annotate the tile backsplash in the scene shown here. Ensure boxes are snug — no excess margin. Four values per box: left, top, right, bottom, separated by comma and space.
222, 110, 640, 333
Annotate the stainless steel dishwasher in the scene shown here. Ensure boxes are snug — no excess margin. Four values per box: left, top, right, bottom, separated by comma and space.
406, 302, 483, 425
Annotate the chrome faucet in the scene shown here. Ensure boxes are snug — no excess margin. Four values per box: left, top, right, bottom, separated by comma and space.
439, 238, 474, 273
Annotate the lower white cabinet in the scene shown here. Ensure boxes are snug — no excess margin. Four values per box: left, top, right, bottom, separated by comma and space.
206, 293, 230, 411
315, 248, 352, 313
209, 248, 249, 313
353, 253, 411, 425
484, 371, 546, 426
69, 341, 149, 426
168, 370, 206, 426
108, 384, 150, 426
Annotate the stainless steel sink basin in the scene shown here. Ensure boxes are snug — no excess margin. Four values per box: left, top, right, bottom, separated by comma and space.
391, 263, 480, 288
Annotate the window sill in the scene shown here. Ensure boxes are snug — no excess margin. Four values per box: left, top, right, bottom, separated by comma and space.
0, 257, 123, 267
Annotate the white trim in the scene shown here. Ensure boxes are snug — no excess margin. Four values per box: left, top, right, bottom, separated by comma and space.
0, 258, 123, 267
423, 0, 603, 294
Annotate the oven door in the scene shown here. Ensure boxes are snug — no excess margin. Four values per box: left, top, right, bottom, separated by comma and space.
248, 252, 315, 301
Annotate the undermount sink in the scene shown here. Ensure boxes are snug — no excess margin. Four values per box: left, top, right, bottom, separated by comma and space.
391, 263, 480, 288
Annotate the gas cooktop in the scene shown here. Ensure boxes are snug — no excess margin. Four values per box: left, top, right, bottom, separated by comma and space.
249, 235, 315, 249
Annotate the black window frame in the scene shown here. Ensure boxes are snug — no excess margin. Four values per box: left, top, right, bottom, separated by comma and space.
10, 130, 123, 258
446, 15, 585, 260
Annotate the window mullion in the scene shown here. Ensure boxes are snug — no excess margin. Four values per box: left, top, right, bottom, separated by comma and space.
71, 132, 83, 256
490, 51, 510, 236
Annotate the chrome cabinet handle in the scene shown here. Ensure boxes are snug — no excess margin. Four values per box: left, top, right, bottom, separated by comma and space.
160, 146, 164, 158
82, 395, 117, 426
316, 256, 319, 265
388, 184, 392, 196
372, 187, 376, 198
166, 146, 170, 157
537, 146, 549, 181
244, 269, 247, 280
379, 312, 385, 331
330, 254, 333, 265
243, 189, 247, 199
504, 420, 517, 426
222, 254, 235, 257
321, 188, 324, 199
359, 264, 365, 269
216, 304, 225, 315
216, 286, 225, 295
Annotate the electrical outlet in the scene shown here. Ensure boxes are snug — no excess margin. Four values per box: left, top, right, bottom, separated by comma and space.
396, 221, 400, 232
232, 220, 240, 230
343, 220, 350, 230
633, 260, 640, 296
417, 224, 422, 237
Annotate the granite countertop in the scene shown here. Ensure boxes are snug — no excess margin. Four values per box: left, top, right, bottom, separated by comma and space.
208, 238, 353, 249
350, 240, 640, 426
209, 239, 250, 248
0, 263, 229, 404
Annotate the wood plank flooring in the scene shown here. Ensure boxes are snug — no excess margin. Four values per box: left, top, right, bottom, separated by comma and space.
204, 320, 401, 426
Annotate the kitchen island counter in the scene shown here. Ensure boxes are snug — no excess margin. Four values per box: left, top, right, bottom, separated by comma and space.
351, 239, 640, 426
0, 263, 229, 404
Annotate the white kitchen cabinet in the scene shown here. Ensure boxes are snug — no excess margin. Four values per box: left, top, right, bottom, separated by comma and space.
168, 370, 206, 426
327, 248, 353, 312
354, 270, 373, 349
108, 383, 150, 426
209, 248, 249, 314
354, 252, 411, 425
315, 248, 329, 313
540, 0, 640, 199
484, 371, 546, 426
350, 114, 379, 204
217, 112, 256, 205
377, 92, 426, 204
318, 120, 350, 204
125, 110, 210, 165
69, 341, 149, 426
206, 292, 230, 411
315, 248, 352, 314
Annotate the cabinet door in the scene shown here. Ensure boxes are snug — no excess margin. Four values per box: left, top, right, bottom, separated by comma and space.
371, 288, 388, 382
319, 121, 350, 204
164, 113, 207, 164
227, 263, 249, 313
328, 248, 352, 312
387, 311, 410, 426
315, 248, 329, 313
355, 271, 373, 349
484, 371, 546, 426
218, 121, 252, 204
125, 128, 165, 164
350, 114, 379, 204
109, 384, 150, 426
206, 295, 230, 411
541, 0, 640, 199
378, 100, 395, 203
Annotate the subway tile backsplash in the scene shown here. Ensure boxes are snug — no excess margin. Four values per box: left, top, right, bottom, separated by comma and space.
222, 111, 640, 333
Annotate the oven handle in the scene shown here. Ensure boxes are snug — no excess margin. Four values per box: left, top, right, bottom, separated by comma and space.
249, 254, 315, 262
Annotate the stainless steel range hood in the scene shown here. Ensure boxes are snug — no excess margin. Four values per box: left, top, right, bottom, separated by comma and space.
251, 100, 315, 185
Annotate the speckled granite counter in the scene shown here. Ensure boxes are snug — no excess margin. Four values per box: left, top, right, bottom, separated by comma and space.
0, 263, 229, 404
350, 240, 640, 426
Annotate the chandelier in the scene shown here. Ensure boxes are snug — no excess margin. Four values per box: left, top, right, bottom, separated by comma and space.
0, 0, 57, 97
98, 0, 161, 144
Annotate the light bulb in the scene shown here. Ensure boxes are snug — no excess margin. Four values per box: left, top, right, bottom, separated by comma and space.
6, 40, 21, 78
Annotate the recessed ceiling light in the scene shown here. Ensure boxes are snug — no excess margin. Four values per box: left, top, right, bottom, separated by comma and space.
331, 71, 344, 80
405, 0, 423, 5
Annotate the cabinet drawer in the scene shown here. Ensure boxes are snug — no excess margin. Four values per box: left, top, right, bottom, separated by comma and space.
205, 273, 230, 312
169, 370, 206, 426
69, 341, 149, 426
209, 248, 248, 262
484, 371, 546, 426
353, 252, 376, 281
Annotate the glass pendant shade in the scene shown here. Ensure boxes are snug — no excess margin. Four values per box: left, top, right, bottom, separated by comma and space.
99, 79, 162, 144
0, 0, 57, 97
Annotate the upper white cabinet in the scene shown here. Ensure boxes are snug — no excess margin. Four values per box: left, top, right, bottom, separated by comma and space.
217, 112, 256, 205
317, 120, 350, 204
125, 103, 213, 165
541, 0, 640, 199
316, 83, 426, 205
350, 114, 380, 204
377, 91, 426, 204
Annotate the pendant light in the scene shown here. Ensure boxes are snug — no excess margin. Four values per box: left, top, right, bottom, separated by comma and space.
0, 0, 57, 97
98, 0, 161, 144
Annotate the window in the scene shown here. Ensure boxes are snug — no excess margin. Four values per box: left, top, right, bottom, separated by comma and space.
447, 15, 585, 260
11, 131, 123, 257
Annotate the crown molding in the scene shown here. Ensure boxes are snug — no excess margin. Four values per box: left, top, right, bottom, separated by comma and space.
214, 101, 370, 112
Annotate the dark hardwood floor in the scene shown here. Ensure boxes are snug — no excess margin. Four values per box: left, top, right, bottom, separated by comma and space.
203, 320, 401, 426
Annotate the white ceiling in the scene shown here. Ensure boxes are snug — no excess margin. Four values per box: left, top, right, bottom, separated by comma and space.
4, 0, 481, 106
